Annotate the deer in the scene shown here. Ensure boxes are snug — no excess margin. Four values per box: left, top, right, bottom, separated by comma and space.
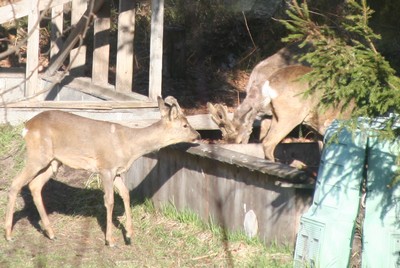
208, 43, 308, 145
4, 96, 200, 247
208, 64, 351, 161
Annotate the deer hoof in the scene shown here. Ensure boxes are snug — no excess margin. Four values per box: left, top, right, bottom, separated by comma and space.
125, 236, 131, 245
5, 230, 13, 242
105, 239, 116, 247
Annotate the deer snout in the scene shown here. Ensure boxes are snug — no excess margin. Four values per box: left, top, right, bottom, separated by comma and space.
192, 130, 201, 142
234, 125, 252, 144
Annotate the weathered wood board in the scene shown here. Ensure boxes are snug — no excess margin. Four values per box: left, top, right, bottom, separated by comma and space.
126, 143, 314, 245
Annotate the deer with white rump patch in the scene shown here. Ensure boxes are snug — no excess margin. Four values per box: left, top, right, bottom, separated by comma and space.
208, 63, 350, 161
208, 44, 307, 145
5, 96, 200, 247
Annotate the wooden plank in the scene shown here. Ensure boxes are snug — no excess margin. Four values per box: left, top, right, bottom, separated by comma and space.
45, 0, 105, 76
126, 147, 313, 245
115, 0, 136, 93
1, 102, 218, 129
70, 0, 87, 76
182, 143, 311, 183
50, 4, 64, 62
92, 3, 110, 86
0, 0, 72, 24
3, 101, 157, 109
148, 0, 164, 101
25, 0, 40, 97
42, 75, 150, 101
0, 106, 162, 127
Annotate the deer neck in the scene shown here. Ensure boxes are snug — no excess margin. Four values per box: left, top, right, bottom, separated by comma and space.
127, 120, 174, 156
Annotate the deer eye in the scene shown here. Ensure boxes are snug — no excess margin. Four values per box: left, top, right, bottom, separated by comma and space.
183, 124, 188, 128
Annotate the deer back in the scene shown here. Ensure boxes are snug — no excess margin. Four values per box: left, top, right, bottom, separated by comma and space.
242, 43, 309, 112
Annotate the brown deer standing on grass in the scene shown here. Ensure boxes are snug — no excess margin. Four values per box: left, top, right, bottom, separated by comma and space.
208, 62, 350, 161
4, 96, 200, 247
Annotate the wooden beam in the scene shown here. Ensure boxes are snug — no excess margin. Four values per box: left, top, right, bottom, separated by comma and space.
115, 0, 136, 93
50, 4, 64, 62
92, 2, 111, 86
45, 0, 105, 76
149, 0, 164, 101
42, 75, 150, 101
3, 100, 157, 109
25, 0, 40, 97
0, 0, 72, 24
70, 0, 87, 76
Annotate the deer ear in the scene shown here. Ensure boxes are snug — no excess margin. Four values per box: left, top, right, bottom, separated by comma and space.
169, 105, 180, 121
158, 97, 170, 118
241, 108, 257, 129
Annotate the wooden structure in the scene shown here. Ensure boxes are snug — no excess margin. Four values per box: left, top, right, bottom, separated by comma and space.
0, 0, 163, 102
127, 143, 314, 245
0, 0, 220, 129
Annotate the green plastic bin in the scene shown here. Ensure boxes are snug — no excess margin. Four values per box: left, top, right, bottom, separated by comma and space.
362, 117, 400, 268
294, 120, 368, 267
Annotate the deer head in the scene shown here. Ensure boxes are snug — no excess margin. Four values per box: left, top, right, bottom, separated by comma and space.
207, 102, 257, 143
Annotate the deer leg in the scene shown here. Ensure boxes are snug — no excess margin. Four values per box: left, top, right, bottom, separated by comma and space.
114, 175, 133, 245
5, 163, 44, 241
101, 170, 115, 247
28, 160, 60, 239
262, 116, 305, 161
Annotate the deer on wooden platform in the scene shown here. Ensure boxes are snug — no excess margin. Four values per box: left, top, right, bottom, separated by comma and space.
208, 52, 350, 161
4, 96, 200, 247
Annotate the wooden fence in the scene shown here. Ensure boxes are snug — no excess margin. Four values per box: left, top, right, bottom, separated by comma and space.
0, 0, 164, 102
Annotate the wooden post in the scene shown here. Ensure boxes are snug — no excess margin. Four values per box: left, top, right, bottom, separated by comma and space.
45, 0, 105, 76
70, 0, 87, 76
149, 0, 164, 101
115, 0, 136, 93
26, 0, 40, 97
50, 4, 64, 62
92, 2, 110, 86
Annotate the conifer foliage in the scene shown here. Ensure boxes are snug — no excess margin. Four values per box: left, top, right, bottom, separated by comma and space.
281, 0, 400, 119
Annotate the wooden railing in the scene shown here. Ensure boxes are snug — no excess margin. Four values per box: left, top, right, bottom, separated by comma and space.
0, 0, 164, 102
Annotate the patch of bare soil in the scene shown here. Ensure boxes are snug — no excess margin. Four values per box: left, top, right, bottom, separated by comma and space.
0, 165, 121, 267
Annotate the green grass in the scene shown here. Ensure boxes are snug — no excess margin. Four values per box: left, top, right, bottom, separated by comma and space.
156, 201, 293, 267
0, 124, 25, 180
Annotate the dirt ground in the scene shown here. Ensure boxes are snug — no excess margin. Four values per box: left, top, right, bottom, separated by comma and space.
0, 166, 130, 267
